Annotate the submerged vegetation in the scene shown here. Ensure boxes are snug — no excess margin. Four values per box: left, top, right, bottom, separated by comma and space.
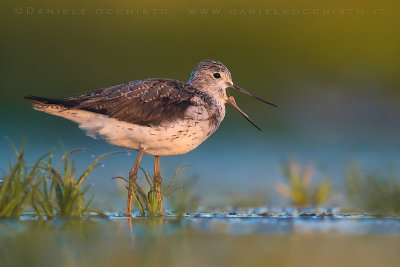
275, 161, 331, 209
346, 165, 400, 216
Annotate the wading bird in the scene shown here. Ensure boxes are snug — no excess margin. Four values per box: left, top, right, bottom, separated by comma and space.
25, 60, 276, 216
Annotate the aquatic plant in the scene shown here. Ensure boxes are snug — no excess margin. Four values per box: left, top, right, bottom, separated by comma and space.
275, 160, 331, 209
346, 165, 400, 216
115, 165, 190, 216
32, 149, 116, 218
167, 175, 199, 217
0, 143, 44, 218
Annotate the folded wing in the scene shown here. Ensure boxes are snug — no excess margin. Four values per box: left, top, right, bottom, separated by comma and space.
25, 79, 207, 126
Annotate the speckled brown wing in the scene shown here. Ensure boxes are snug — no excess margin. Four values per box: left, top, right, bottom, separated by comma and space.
25, 79, 208, 126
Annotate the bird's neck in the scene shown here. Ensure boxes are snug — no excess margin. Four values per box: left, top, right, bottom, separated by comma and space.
208, 91, 226, 128
188, 81, 227, 128
190, 81, 228, 104
204, 97, 226, 138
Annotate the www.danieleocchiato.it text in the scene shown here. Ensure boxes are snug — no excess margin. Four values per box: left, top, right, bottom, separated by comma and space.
186, 8, 385, 16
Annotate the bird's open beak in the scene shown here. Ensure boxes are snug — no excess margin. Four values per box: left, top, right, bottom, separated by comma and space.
231, 84, 277, 107
227, 96, 262, 131
228, 84, 277, 131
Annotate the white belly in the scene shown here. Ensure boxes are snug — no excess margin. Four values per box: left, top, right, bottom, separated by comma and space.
37, 107, 215, 156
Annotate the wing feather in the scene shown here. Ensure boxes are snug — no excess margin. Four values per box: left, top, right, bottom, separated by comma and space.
58, 79, 210, 126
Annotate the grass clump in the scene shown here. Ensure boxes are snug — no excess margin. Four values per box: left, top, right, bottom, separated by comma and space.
32, 149, 117, 218
346, 165, 400, 216
115, 165, 190, 217
167, 176, 199, 217
1, 141, 116, 218
0, 143, 44, 218
275, 160, 331, 209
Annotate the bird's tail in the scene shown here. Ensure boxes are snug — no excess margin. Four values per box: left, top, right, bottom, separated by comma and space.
24, 95, 98, 126
24, 95, 69, 105
24, 95, 69, 112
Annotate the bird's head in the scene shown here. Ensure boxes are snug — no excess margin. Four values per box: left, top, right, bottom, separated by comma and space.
188, 59, 277, 131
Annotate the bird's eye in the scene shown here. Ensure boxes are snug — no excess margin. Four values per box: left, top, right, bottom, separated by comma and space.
213, 73, 221, 79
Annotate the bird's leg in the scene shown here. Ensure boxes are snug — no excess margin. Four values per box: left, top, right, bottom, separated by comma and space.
154, 156, 163, 216
126, 148, 145, 217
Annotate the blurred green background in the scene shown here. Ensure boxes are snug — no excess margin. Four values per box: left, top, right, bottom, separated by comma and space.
1, 0, 399, 210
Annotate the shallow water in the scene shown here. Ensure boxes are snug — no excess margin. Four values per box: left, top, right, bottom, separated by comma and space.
5, 212, 400, 235
1, 214, 400, 267
101, 213, 400, 236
